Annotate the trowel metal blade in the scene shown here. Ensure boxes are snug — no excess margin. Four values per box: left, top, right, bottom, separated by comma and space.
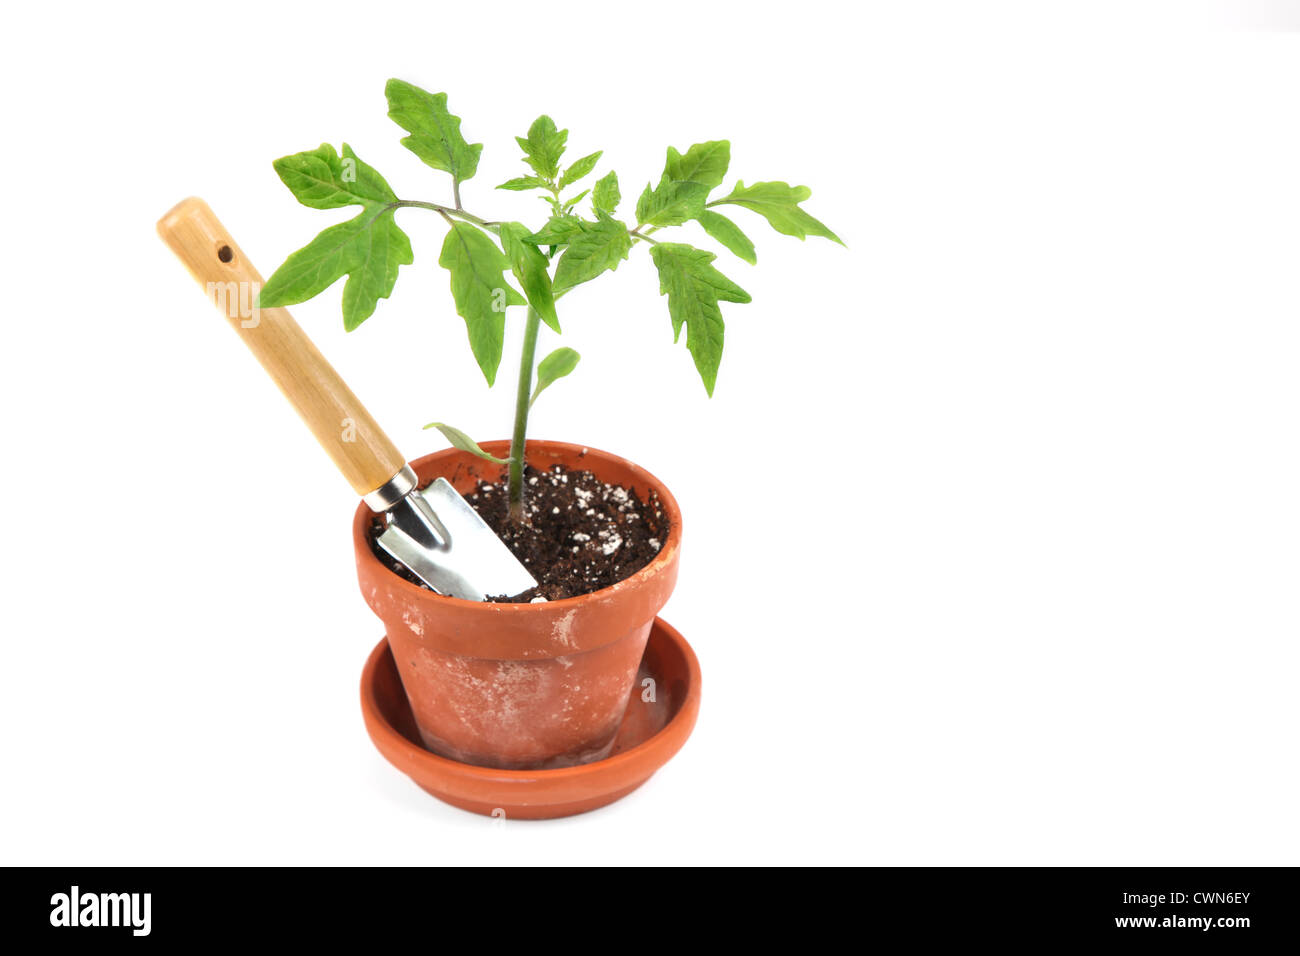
375, 478, 537, 602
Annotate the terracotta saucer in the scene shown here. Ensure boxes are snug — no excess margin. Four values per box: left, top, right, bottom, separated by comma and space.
361, 617, 701, 819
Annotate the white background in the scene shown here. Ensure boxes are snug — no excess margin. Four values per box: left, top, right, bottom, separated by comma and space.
1, 1, 1297, 866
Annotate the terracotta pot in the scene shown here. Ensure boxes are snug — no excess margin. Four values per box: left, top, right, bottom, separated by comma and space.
361, 617, 702, 818
352, 440, 681, 770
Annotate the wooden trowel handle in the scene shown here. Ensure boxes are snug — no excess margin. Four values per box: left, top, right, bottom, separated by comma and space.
157, 197, 408, 498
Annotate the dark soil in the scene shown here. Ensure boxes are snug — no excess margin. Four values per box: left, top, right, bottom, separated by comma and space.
369, 463, 666, 602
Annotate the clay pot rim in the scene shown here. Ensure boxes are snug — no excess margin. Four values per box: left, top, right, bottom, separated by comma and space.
351, 439, 682, 612
360, 618, 702, 785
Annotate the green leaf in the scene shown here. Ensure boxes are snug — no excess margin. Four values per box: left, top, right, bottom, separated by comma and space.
526, 216, 588, 246
628, 142, 728, 233
259, 143, 413, 331
498, 222, 559, 333
271, 143, 397, 209
665, 140, 730, 191
530, 347, 581, 407
423, 422, 510, 464
711, 180, 842, 244
635, 177, 710, 227
515, 115, 567, 180
558, 150, 602, 190
561, 189, 589, 211
259, 211, 414, 331
552, 214, 633, 294
437, 221, 525, 385
592, 171, 620, 215
385, 79, 483, 183
497, 176, 549, 191
649, 242, 751, 396
697, 210, 757, 264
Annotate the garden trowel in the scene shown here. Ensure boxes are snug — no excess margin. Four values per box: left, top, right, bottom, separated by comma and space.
156, 197, 537, 602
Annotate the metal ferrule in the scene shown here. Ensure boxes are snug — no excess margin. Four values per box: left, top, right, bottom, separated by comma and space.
362, 464, 417, 512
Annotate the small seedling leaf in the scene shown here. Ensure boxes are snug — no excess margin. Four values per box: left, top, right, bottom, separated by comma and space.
561, 188, 590, 211
423, 422, 511, 464
558, 150, 603, 190
530, 347, 581, 407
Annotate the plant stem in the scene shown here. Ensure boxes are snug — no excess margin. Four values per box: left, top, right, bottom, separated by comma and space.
389, 194, 652, 522
388, 199, 497, 231
508, 306, 543, 521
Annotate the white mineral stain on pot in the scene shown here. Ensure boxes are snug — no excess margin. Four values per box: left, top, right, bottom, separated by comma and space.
420, 650, 554, 747
401, 611, 425, 637
551, 608, 578, 648
488, 659, 551, 726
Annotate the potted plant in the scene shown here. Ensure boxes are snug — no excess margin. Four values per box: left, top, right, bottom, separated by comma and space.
257, 79, 842, 771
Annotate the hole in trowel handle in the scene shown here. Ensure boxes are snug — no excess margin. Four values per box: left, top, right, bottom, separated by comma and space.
216, 244, 233, 263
